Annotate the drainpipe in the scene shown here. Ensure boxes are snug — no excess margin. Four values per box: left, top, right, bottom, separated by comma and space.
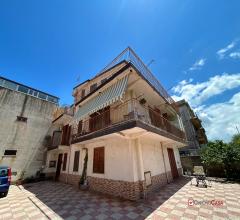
160, 142, 169, 184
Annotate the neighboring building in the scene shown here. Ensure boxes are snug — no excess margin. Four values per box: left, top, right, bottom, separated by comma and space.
45, 47, 186, 200
176, 99, 208, 155
0, 76, 59, 181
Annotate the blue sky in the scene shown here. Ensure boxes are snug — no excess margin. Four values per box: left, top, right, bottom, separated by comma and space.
1, 1, 240, 141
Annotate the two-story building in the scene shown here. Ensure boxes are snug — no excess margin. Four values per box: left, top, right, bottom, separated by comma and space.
45, 47, 186, 200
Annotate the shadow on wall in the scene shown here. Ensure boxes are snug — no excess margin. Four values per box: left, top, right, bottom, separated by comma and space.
23, 177, 190, 219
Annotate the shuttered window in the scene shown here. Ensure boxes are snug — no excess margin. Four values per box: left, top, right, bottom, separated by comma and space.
93, 147, 104, 174
73, 151, 80, 172
81, 89, 85, 98
78, 120, 83, 134
62, 153, 68, 171
61, 124, 72, 146
90, 83, 97, 92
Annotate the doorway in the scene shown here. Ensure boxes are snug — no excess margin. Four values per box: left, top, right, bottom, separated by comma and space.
167, 148, 179, 179
55, 153, 63, 181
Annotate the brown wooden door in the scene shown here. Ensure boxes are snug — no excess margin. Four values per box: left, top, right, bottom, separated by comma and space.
55, 153, 63, 181
167, 148, 179, 179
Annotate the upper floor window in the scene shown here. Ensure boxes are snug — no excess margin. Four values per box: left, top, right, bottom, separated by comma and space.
18, 85, 29, 93
4, 81, 17, 90
61, 124, 72, 146
51, 131, 62, 147
78, 120, 83, 134
101, 78, 107, 84
90, 83, 97, 92
38, 92, 47, 100
81, 89, 85, 98
16, 116, 27, 122
93, 147, 104, 174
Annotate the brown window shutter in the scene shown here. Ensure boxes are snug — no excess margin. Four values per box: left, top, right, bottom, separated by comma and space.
98, 147, 104, 173
67, 125, 72, 146
81, 89, 85, 98
61, 126, 66, 145
78, 120, 83, 134
73, 151, 80, 172
93, 147, 104, 173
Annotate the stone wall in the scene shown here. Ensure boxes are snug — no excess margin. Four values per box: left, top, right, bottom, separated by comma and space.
87, 176, 143, 200
59, 173, 80, 187
57, 170, 182, 200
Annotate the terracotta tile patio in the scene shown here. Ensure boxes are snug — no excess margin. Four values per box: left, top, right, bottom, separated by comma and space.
0, 177, 240, 219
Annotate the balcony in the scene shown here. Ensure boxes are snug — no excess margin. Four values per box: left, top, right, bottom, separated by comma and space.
47, 125, 72, 151
72, 99, 185, 144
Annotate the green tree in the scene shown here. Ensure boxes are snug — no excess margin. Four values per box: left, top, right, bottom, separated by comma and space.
231, 134, 240, 146
200, 138, 240, 179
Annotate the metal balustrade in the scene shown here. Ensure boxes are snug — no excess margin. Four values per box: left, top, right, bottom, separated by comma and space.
72, 99, 185, 142
98, 47, 177, 109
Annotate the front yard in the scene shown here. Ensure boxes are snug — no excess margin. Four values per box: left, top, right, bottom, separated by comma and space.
0, 177, 240, 219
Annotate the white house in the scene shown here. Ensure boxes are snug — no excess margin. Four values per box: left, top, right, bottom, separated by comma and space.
45, 47, 186, 200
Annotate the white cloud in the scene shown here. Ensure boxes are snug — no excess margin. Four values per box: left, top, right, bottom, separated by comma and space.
229, 52, 240, 59
189, 58, 206, 71
217, 41, 236, 59
172, 73, 240, 106
172, 73, 240, 141
196, 92, 240, 142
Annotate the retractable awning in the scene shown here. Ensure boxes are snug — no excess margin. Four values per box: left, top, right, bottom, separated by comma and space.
74, 75, 129, 121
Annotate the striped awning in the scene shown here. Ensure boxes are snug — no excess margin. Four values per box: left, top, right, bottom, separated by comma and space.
74, 75, 129, 120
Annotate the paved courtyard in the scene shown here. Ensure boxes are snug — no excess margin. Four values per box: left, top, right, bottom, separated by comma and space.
0, 177, 240, 220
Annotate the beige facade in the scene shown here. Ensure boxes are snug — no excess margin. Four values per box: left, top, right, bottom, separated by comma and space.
45, 48, 186, 200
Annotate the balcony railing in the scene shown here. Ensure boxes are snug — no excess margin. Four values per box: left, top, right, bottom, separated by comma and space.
98, 47, 178, 111
72, 99, 185, 142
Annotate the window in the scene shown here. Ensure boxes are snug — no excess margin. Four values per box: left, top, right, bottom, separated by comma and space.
4, 150, 17, 156
90, 83, 97, 92
0, 78, 4, 86
78, 120, 83, 133
16, 116, 27, 122
62, 153, 68, 171
18, 85, 29, 93
47, 96, 58, 103
51, 131, 62, 147
101, 78, 107, 84
38, 92, 47, 100
93, 147, 104, 174
61, 124, 72, 146
81, 89, 85, 98
73, 151, 80, 172
4, 81, 17, 90
49, 161, 56, 168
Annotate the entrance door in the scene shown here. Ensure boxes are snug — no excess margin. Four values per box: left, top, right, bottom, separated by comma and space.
55, 153, 63, 181
167, 148, 179, 179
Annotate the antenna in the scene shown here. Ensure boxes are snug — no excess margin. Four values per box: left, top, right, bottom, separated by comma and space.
147, 59, 155, 67
76, 76, 80, 82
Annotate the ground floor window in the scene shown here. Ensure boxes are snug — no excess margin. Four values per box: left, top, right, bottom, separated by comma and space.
93, 147, 104, 174
73, 151, 80, 172
62, 153, 68, 171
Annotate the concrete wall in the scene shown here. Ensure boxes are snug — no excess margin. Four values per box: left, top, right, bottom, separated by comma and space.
140, 138, 182, 179
51, 136, 182, 184
0, 88, 57, 181
84, 137, 135, 182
